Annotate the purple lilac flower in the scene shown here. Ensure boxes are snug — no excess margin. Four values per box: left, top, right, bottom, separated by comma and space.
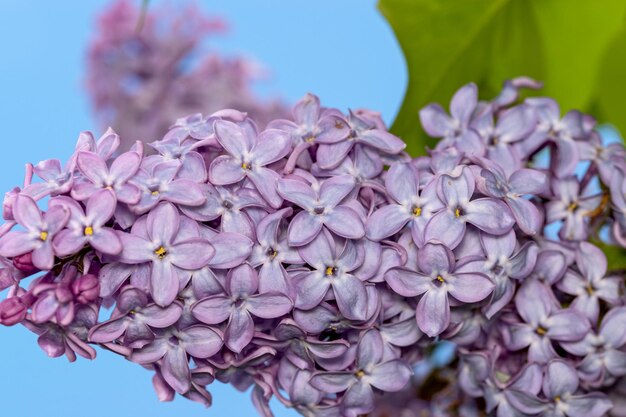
209, 120, 291, 208
423, 166, 515, 249
310, 330, 412, 416
192, 264, 293, 353
385, 243, 494, 337
117, 202, 215, 306
0, 195, 69, 270
504, 279, 590, 363
277, 174, 365, 246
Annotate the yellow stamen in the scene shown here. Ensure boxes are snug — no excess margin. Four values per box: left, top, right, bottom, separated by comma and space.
270, 250, 278, 259
304, 136, 316, 143
586, 284, 594, 295
151, 190, 159, 196
105, 185, 113, 190
325, 266, 335, 276
241, 162, 251, 170
154, 246, 167, 259
536, 326, 547, 336
413, 206, 422, 217
39, 231, 48, 241
455, 208, 461, 218
436, 275, 445, 283
567, 202, 578, 212
554, 396, 561, 403
84, 226, 94, 236
355, 370, 365, 378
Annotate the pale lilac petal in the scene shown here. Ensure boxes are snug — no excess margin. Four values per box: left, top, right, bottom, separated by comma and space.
324, 206, 365, 240
90, 228, 123, 255
88, 318, 127, 343
208, 232, 253, 269
507, 197, 543, 235
545, 309, 590, 341
288, 211, 323, 247
209, 155, 246, 185
276, 179, 316, 210
600, 306, 626, 347
332, 274, 368, 321
147, 202, 179, 244
228, 263, 259, 296
316, 141, 353, 170
180, 325, 223, 358
310, 372, 355, 394
151, 261, 179, 307
515, 280, 555, 326
247, 293, 293, 318
117, 232, 153, 263
369, 360, 412, 391
169, 239, 215, 270
14, 195, 43, 230
253, 129, 291, 165
509, 169, 549, 195
214, 120, 251, 156
161, 347, 191, 394
87, 189, 116, 225
543, 360, 578, 398
417, 243, 454, 275
32, 242, 54, 270
0, 232, 40, 257
565, 394, 613, 417
319, 175, 356, 207
76, 152, 107, 184
142, 303, 183, 327
385, 268, 431, 297
423, 210, 465, 249
258, 262, 290, 294
225, 308, 254, 353
448, 273, 494, 303
416, 288, 450, 337
247, 167, 283, 208
192, 296, 232, 324
110, 151, 141, 183
385, 163, 419, 203
53, 229, 87, 257
419, 104, 454, 137
164, 180, 205, 206
465, 198, 514, 234
450, 83, 477, 124
294, 272, 331, 310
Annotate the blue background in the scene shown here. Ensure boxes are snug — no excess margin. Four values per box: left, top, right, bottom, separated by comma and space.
0, 1, 405, 416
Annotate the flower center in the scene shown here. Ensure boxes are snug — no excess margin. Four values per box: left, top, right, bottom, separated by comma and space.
412, 206, 422, 217
241, 162, 251, 170
39, 231, 48, 241
151, 190, 159, 196
567, 202, 578, 212
266, 247, 278, 259
536, 326, 548, 336
586, 283, 595, 295
154, 246, 168, 260
325, 266, 337, 276
222, 200, 234, 210
304, 135, 316, 143
313, 206, 325, 215
334, 121, 345, 129
432, 275, 445, 287
355, 370, 365, 379
84, 226, 94, 236
455, 207, 463, 218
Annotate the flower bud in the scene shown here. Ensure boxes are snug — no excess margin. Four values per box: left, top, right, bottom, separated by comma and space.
72, 274, 100, 304
12, 252, 39, 275
2, 187, 20, 221
0, 297, 27, 326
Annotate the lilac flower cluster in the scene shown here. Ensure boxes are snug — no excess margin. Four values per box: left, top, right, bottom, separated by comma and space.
87, 0, 288, 150
0, 78, 625, 417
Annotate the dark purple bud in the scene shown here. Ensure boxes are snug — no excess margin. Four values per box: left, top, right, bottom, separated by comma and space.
12, 252, 39, 275
72, 274, 100, 304
0, 297, 27, 326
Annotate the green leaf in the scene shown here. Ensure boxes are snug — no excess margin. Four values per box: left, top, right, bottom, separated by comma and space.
378, 0, 626, 156
592, 240, 626, 272
597, 25, 626, 140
